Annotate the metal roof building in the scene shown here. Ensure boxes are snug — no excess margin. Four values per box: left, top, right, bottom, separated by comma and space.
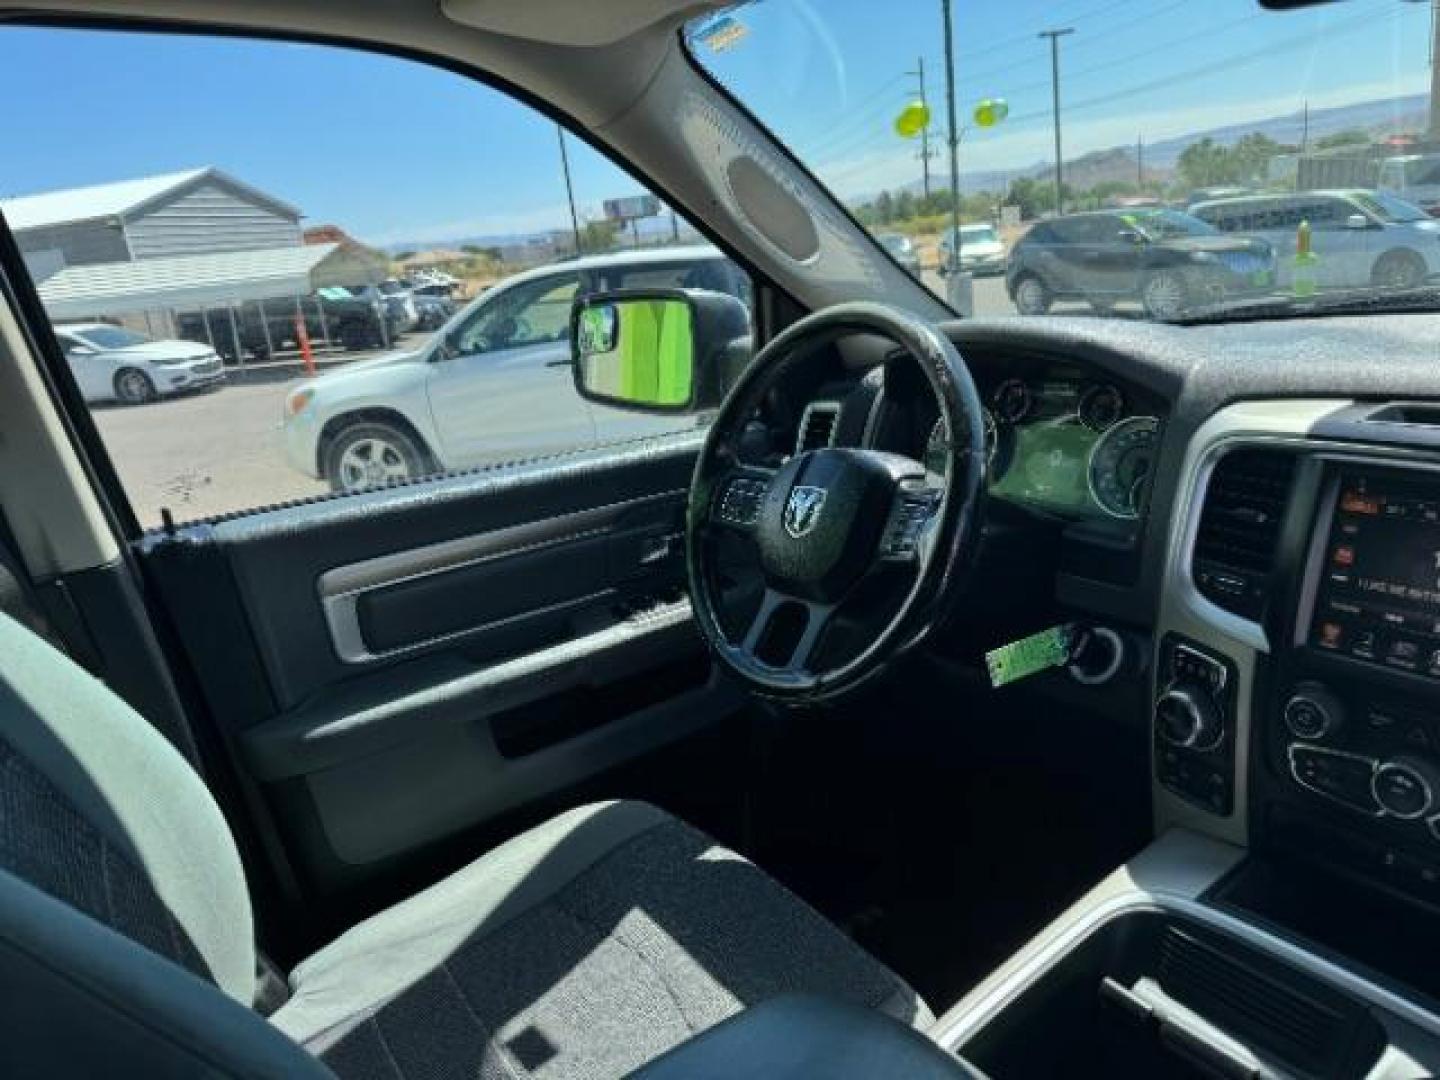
36, 242, 389, 320
2, 167, 303, 282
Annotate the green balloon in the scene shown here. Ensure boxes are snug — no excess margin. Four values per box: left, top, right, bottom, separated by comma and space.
895, 99, 931, 139
974, 98, 1010, 128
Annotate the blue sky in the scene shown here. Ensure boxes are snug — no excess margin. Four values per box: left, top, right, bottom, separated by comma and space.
0, 2, 1431, 246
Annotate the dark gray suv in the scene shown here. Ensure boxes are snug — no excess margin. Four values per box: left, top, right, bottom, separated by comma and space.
1004, 209, 1276, 319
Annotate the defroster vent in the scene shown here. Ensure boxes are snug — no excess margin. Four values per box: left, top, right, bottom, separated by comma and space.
1191, 447, 1296, 620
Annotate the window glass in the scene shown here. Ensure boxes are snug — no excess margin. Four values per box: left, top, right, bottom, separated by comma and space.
453, 274, 580, 354
76, 326, 150, 349
0, 26, 752, 524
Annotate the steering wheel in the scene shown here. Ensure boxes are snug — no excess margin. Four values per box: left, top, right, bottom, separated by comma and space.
687, 302, 986, 701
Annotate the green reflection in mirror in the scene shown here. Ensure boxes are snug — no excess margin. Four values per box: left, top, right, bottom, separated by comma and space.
577, 298, 694, 408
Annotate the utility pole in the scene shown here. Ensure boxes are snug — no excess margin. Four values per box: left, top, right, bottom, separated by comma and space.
1301, 100, 1309, 153
1429, 0, 1440, 139
942, 0, 962, 270
1137, 134, 1144, 188
906, 56, 936, 198
556, 124, 583, 255
1039, 27, 1074, 216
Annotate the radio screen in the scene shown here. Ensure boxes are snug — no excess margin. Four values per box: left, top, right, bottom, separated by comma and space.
1311, 472, 1440, 677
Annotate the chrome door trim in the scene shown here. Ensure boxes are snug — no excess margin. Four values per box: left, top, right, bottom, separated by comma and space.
318, 489, 684, 663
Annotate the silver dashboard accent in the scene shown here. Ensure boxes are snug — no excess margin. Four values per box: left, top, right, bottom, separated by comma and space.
318, 490, 684, 663
1158, 401, 1440, 845
1286, 743, 1383, 817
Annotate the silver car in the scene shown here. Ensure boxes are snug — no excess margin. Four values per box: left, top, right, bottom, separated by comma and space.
1190, 190, 1440, 291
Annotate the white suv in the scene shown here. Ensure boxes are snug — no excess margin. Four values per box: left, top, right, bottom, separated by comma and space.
1190, 190, 1440, 291
282, 246, 750, 491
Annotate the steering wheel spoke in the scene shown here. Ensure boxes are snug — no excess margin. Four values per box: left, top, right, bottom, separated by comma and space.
737, 587, 836, 675
709, 464, 775, 532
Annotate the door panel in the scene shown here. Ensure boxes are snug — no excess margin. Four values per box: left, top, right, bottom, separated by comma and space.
139, 435, 741, 893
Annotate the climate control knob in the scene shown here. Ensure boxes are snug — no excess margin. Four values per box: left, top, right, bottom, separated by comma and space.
1372, 756, 1440, 820
1155, 685, 1223, 752
1283, 683, 1344, 741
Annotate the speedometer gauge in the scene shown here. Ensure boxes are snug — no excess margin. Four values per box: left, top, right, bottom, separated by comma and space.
1087, 416, 1159, 519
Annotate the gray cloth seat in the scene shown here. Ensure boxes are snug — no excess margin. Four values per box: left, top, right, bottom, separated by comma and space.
0, 612, 931, 1078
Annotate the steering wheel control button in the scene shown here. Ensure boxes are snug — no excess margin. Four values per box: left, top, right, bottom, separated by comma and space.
1284, 684, 1343, 741
1289, 745, 1381, 815
717, 478, 767, 526
1372, 758, 1437, 820
882, 492, 939, 558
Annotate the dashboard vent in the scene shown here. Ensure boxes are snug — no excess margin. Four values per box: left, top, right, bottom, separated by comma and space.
1191, 447, 1297, 620
796, 402, 839, 453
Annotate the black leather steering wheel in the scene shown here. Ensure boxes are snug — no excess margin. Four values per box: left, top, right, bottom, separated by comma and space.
687, 301, 986, 701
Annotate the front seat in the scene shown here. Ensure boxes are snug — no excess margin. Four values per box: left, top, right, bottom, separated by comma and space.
0, 612, 932, 1077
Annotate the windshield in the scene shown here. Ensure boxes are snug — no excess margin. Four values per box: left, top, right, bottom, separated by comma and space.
1351, 191, 1431, 223
76, 326, 148, 349
689, 0, 1439, 323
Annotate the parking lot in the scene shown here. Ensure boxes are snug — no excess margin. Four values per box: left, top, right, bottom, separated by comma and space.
88, 277, 1124, 529
90, 333, 436, 524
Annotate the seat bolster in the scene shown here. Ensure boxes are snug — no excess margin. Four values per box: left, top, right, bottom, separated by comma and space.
274, 800, 671, 1044
0, 868, 330, 1078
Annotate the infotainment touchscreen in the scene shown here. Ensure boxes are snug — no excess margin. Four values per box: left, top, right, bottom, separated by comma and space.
1310, 471, 1440, 678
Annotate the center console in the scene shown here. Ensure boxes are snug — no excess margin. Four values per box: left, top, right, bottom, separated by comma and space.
1264, 463, 1440, 909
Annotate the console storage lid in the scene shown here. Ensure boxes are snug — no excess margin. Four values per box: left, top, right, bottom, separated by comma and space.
630, 994, 985, 1080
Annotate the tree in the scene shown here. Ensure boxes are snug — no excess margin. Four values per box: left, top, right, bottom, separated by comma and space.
578, 219, 620, 253
893, 189, 915, 222
874, 189, 895, 225
1315, 128, 1370, 151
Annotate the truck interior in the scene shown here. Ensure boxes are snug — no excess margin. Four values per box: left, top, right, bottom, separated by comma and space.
3, 0, 1440, 1077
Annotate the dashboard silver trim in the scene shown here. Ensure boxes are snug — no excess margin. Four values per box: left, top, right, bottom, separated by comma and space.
1157, 401, 1440, 846
1286, 743, 1383, 817
1155, 400, 1352, 846
795, 400, 840, 455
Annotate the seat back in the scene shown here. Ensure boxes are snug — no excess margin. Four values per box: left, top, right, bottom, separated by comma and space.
0, 610, 254, 1001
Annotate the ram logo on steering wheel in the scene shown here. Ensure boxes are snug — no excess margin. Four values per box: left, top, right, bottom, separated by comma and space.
783, 485, 828, 539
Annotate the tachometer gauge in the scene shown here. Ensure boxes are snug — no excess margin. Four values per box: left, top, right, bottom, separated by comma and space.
1087, 416, 1159, 519
992, 379, 1033, 424
925, 409, 1000, 479
1078, 384, 1125, 432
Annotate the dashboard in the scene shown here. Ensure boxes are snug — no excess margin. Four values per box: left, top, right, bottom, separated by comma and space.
785, 310, 1440, 954
793, 350, 1169, 547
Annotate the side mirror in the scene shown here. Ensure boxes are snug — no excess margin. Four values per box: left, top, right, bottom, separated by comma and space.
1345, 213, 1369, 230
571, 288, 751, 414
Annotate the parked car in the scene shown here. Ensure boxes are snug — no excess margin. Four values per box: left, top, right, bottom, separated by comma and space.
1190, 190, 1440, 291
53, 322, 225, 405
939, 222, 1007, 276
350, 279, 419, 332
282, 245, 751, 491
176, 291, 400, 363
1005, 208, 1275, 319
411, 292, 456, 330
874, 231, 921, 277
1377, 154, 1440, 216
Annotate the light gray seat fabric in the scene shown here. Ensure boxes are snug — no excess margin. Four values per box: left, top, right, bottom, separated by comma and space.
0, 611, 932, 1078
273, 800, 933, 1079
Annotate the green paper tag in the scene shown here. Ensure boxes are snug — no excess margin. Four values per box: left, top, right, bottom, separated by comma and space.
985, 625, 1072, 688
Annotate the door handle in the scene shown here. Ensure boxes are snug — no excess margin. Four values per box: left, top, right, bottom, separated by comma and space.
639, 532, 682, 565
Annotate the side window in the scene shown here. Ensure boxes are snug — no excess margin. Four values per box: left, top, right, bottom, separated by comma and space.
452, 274, 580, 355
0, 26, 753, 521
